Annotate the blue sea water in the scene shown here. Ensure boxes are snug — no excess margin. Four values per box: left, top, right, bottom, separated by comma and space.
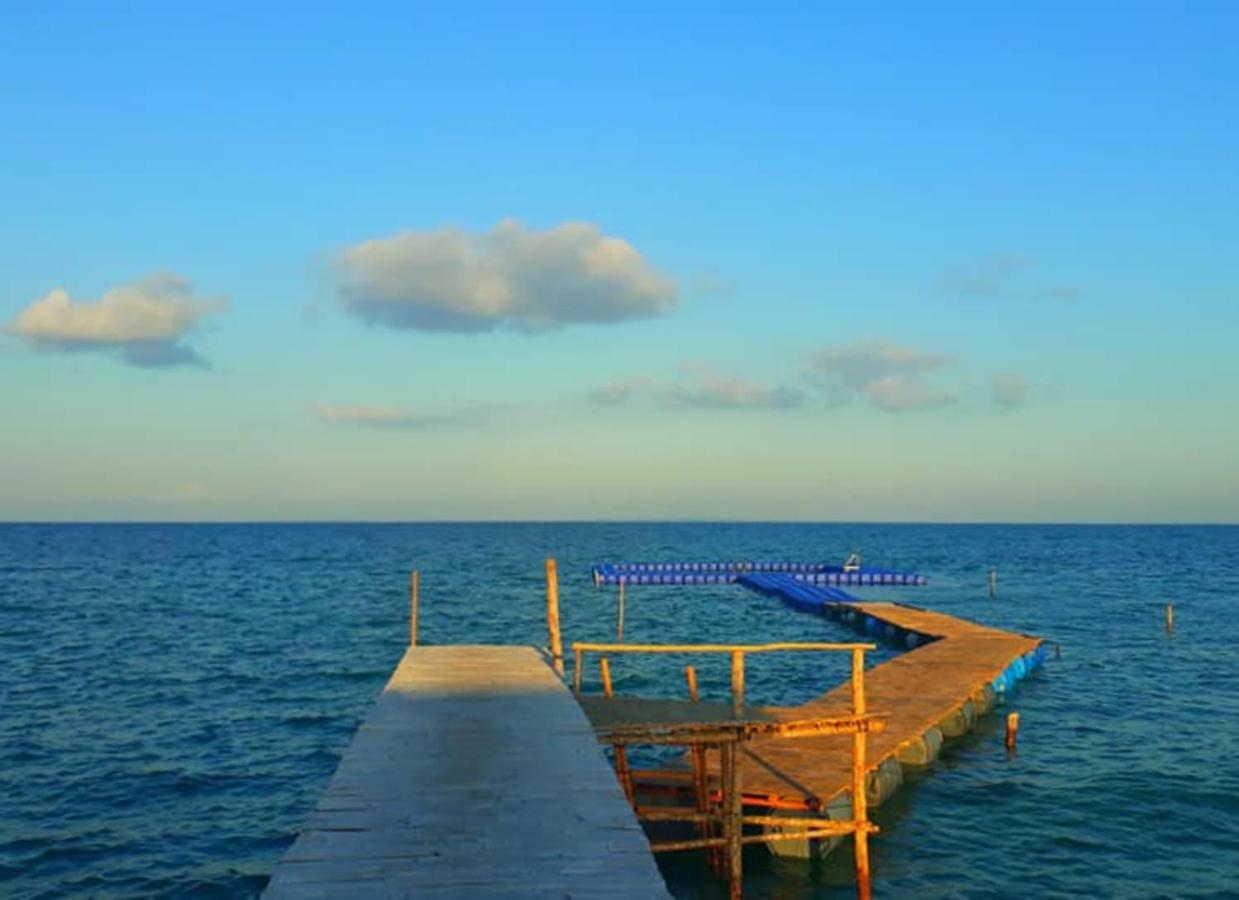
1, 523, 1237, 899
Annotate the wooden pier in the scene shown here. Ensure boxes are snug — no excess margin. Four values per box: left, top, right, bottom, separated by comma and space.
579, 600, 1043, 817
264, 645, 671, 898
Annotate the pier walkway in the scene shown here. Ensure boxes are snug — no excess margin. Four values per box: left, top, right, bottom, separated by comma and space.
580, 591, 1045, 819
264, 645, 670, 899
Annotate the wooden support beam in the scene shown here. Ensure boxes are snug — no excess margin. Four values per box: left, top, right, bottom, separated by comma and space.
851, 647, 872, 900
722, 740, 742, 900
685, 665, 699, 703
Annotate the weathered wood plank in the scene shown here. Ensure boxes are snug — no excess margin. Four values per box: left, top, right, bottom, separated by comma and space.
265, 645, 670, 898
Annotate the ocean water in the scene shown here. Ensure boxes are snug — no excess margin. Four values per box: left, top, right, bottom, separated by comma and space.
2, 523, 1237, 899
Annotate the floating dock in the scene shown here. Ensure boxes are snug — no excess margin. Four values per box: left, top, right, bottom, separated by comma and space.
264, 645, 671, 898
594, 560, 927, 587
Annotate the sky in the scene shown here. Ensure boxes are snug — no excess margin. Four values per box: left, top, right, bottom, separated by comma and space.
1, 2, 1237, 522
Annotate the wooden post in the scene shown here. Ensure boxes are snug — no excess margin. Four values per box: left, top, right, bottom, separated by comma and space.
988, 567, 997, 599
546, 558, 564, 676
730, 651, 745, 717
1165, 603, 1174, 634
685, 665, 699, 703
573, 647, 583, 696
600, 656, 613, 697
684, 662, 715, 867
617, 578, 626, 642
721, 739, 742, 899
409, 569, 419, 646
600, 655, 635, 805
1006, 711, 1020, 753
851, 647, 871, 900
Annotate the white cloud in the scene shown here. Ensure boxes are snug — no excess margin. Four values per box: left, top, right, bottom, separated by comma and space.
805, 340, 955, 412
5, 273, 226, 368
588, 363, 802, 411
992, 373, 1029, 410
334, 219, 676, 332
168, 481, 209, 502
939, 255, 1078, 301
309, 404, 490, 429
938, 255, 1028, 297
588, 377, 654, 405
666, 362, 804, 409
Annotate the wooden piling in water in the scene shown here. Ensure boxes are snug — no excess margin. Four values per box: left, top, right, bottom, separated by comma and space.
988, 567, 997, 599
685, 665, 699, 703
1165, 603, 1174, 634
617, 578, 626, 641
409, 569, 419, 646
546, 558, 564, 676
1006, 711, 1020, 753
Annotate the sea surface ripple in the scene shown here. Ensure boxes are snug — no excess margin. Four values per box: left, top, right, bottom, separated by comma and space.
1, 523, 1237, 898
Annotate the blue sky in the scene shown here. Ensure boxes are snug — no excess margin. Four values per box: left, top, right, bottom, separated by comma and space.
1, 2, 1236, 522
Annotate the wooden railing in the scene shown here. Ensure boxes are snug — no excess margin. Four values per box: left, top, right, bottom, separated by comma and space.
571, 641, 882, 900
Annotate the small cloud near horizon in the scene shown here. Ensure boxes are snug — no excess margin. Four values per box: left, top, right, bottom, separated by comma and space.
589, 364, 802, 411
991, 373, 1029, 410
938, 254, 1077, 302
804, 340, 955, 412
666, 361, 804, 409
333, 219, 676, 333
4, 273, 226, 368
308, 403, 493, 430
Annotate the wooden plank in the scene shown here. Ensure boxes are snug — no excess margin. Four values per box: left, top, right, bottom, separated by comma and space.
265, 646, 670, 899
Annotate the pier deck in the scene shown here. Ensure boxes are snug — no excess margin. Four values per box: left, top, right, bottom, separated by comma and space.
728, 601, 1042, 808
265, 645, 670, 899
582, 600, 1043, 812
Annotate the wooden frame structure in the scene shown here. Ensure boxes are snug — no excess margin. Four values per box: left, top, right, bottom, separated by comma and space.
572, 641, 883, 900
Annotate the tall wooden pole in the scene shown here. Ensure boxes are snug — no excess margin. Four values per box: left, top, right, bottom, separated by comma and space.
617, 578, 626, 641
409, 569, 419, 646
685, 665, 699, 703
546, 558, 564, 676
851, 647, 872, 900
730, 651, 745, 717
1165, 603, 1175, 634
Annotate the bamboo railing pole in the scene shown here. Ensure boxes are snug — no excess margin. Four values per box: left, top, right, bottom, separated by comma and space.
617, 578, 626, 641
546, 559, 564, 676
851, 647, 872, 900
599, 655, 635, 804
731, 651, 745, 717
685, 665, 699, 703
573, 647, 583, 696
409, 569, 419, 646
600, 656, 613, 697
